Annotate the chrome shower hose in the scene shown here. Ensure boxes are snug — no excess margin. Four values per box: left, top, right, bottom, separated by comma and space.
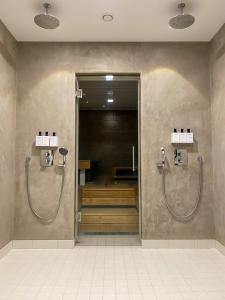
25, 156, 65, 223
161, 156, 203, 222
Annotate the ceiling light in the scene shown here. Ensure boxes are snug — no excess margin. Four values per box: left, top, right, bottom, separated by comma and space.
102, 14, 114, 22
105, 75, 114, 81
107, 99, 114, 103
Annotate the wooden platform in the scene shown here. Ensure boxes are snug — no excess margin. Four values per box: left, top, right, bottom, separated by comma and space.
79, 184, 139, 233
80, 185, 137, 206
79, 208, 139, 233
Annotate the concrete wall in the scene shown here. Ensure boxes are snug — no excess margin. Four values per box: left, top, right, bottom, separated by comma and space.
0, 21, 17, 248
210, 24, 225, 246
14, 42, 214, 240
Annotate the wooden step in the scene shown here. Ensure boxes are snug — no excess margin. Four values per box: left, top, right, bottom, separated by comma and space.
79, 207, 139, 233
80, 185, 137, 206
81, 197, 136, 206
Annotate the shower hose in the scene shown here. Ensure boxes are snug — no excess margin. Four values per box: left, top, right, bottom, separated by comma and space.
25, 156, 65, 223
161, 156, 203, 222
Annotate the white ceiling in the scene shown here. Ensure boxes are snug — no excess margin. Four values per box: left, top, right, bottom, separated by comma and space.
0, 0, 225, 42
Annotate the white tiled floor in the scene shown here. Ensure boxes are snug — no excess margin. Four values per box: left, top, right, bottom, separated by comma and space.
1, 239, 225, 299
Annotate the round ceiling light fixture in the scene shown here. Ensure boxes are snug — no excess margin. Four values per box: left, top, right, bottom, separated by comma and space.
169, 2, 195, 29
102, 13, 114, 22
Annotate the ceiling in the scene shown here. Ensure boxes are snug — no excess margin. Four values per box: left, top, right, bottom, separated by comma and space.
78, 76, 138, 110
0, 0, 225, 42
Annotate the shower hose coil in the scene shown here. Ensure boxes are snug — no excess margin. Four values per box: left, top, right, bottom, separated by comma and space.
161, 156, 203, 222
25, 156, 65, 223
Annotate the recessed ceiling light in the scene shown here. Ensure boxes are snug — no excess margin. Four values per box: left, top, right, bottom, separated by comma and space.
105, 75, 114, 81
107, 99, 114, 103
102, 14, 114, 22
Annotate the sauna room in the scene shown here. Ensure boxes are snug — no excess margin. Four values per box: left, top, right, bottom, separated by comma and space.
77, 74, 139, 236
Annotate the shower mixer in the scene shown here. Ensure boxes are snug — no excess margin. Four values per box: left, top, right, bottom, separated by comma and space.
40, 150, 54, 167
174, 149, 188, 166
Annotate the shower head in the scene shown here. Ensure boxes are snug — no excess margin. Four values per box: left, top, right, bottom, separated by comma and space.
34, 3, 60, 30
169, 3, 195, 30
59, 147, 68, 156
59, 148, 68, 166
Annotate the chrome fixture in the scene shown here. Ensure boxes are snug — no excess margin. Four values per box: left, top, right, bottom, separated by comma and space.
59, 147, 68, 167
25, 147, 68, 223
158, 150, 203, 221
40, 150, 54, 167
169, 2, 195, 29
132, 145, 135, 172
34, 3, 60, 30
174, 149, 188, 166
157, 147, 166, 168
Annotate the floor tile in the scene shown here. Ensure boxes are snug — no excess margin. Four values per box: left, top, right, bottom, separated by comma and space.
1, 236, 225, 300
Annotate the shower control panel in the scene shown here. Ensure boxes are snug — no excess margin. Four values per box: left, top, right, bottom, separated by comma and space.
40, 150, 54, 167
174, 149, 188, 166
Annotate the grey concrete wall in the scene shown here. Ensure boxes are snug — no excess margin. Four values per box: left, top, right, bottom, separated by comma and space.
0, 21, 17, 248
14, 42, 214, 240
210, 24, 225, 246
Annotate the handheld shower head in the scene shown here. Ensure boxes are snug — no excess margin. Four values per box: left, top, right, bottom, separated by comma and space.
169, 2, 195, 30
59, 147, 68, 156
34, 3, 60, 30
59, 148, 68, 166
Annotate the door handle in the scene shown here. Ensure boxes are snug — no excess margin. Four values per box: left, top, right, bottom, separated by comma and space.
132, 145, 135, 172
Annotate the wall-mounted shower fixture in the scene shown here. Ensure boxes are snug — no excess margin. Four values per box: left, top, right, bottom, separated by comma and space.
26, 147, 69, 223
58, 147, 69, 167
34, 3, 60, 30
174, 149, 188, 166
40, 150, 54, 167
157, 148, 203, 221
169, 2, 195, 30
156, 147, 166, 169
